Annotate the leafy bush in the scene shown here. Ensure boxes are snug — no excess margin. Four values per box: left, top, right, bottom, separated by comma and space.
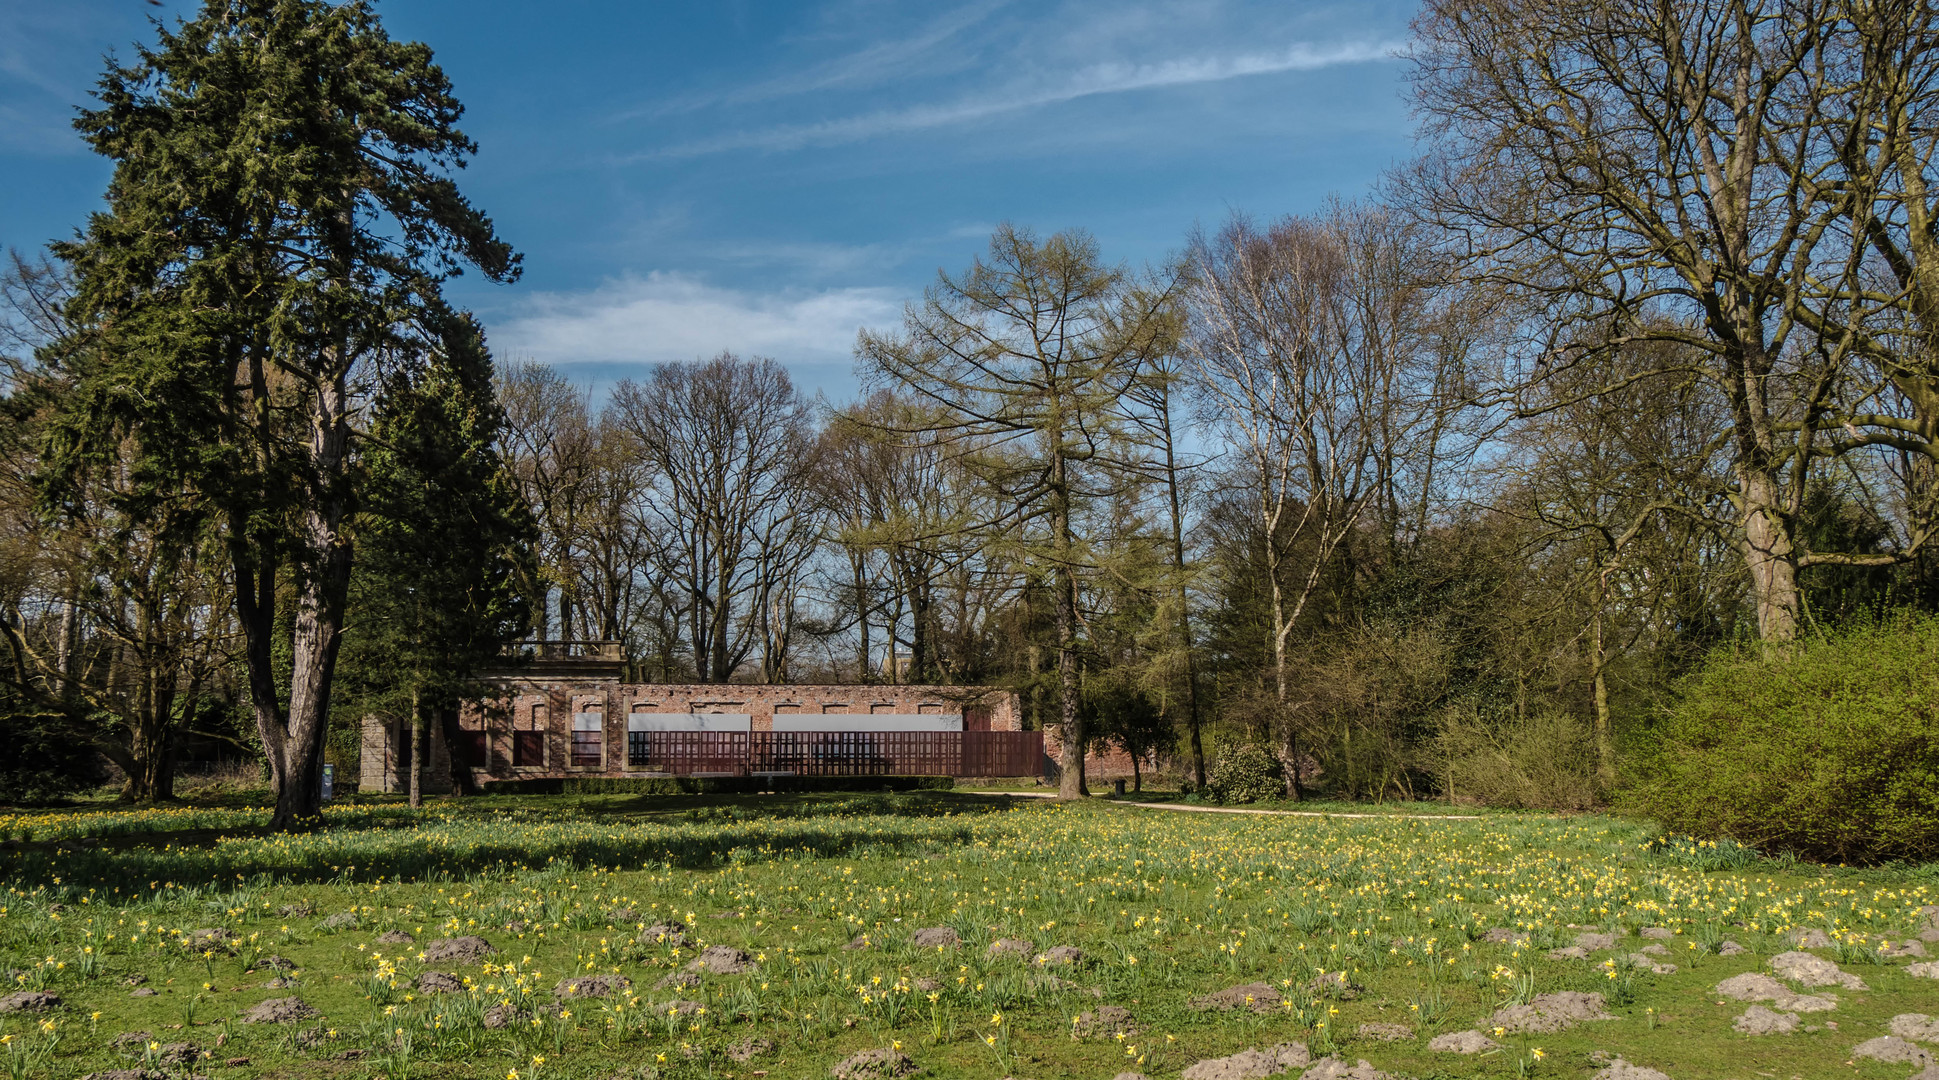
1206, 742, 1283, 803
1622, 615, 1939, 864
1439, 711, 1603, 811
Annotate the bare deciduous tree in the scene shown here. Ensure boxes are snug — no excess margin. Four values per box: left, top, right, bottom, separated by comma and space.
1184, 204, 1449, 796
611, 353, 818, 683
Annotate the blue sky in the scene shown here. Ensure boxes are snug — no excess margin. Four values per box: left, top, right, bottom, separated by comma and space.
1, 0, 1419, 401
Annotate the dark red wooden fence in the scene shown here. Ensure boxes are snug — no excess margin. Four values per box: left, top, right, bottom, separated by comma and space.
620, 730, 1043, 777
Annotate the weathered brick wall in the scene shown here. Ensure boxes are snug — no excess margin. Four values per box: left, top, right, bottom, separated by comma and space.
362, 684, 1179, 787
1040, 725, 1165, 783
408, 681, 1025, 782
358, 714, 454, 794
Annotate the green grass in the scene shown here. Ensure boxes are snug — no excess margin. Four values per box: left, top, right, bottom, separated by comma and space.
3, 793, 1937, 1080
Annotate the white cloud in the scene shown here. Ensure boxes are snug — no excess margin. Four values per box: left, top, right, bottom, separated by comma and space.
641, 38, 1401, 159
484, 271, 907, 367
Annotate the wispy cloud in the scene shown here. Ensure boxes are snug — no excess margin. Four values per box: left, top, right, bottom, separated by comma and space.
485, 271, 906, 367
637, 39, 1400, 159
629, 0, 1011, 121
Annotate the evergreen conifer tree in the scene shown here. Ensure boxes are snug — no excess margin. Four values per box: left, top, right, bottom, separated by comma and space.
39, 0, 519, 827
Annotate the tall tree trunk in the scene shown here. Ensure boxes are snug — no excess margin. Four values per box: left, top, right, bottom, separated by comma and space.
1159, 424, 1205, 789
269, 374, 354, 831
1740, 468, 1801, 642
1265, 518, 1303, 801
1053, 459, 1086, 800
1590, 585, 1615, 793
55, 593, 77, 699
409, 687, 424, 809
853, 552, 871, 683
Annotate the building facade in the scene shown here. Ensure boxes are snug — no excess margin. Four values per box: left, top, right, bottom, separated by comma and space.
359, 642, 1032, 794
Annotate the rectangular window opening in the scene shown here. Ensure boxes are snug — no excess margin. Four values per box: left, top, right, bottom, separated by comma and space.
571, 710, 604, 767
513, 731, 543, 766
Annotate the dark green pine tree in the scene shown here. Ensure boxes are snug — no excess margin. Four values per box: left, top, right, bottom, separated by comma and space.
37, 0, 519, 827
334, 312, 535, 808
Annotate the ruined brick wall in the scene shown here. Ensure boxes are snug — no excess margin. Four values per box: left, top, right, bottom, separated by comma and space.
435, 681, 1023, 782
1040, 725, 1165, 783
357, 714, 454, 794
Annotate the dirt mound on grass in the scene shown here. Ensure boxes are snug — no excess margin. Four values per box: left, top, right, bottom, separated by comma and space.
241, 997, 319, 1024
1306, 971, 1364, 999
1190, 982, 1282, 1012
1356, 1022, 1412, 1042
640, 922, 690, 947
911, 926, 960, 949
1072, 1005, 1136, 1037
688, 945, 755, 974
1489, 991, 1616, 1033
1853, 1036, 1933, 1066
0, 991, 59, 1013
987, 937, 1033, 958
183, 928, 235, 950
727, 1037, 775, 1062
1428, 1030, 1498, 1053
1299, 1059, 1392, 1080
1891, 1014, 1939, 1042
152, 1042, 200, 1067
830, 1047, 916, 1079
422, 936, 496, 964
483, 1004, 527, 1029
375, 931, 415, 946
1769, 950, 1866, 989
109, 1032, 154, 1054
1733, 1005, 1799, 1035
555, 974, 630, 999
1623, 952, 1677, 975
1590, 1061, 1672, 1080
416, 971, 464, 994
1179, 1043, 1309, 1080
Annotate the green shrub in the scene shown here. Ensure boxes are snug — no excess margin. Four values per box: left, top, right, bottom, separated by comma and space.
1206, 743, 1283, 804
1622, 615, 1939, 864
1439, 711, 1603, 811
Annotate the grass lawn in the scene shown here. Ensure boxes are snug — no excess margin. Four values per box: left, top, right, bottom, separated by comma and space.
2, 792, 1937, 1080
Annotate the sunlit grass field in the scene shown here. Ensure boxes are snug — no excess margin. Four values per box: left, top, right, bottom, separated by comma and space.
3, 792, 1937, 1080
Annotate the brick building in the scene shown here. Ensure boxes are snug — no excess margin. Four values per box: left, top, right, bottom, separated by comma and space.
360, 642, 1036, 794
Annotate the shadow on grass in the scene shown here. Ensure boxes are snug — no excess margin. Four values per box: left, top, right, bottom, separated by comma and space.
3, 790, 1040, 897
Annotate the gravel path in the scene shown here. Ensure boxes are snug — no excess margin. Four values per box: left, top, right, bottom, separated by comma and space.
961, 790, 1482, 821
